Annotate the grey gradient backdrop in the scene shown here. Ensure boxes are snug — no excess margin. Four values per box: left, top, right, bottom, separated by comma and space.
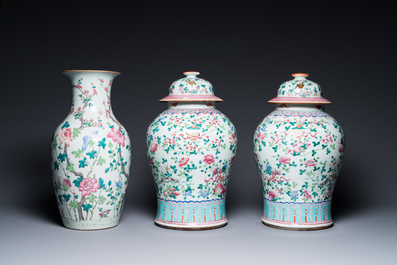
1, 1, 396, 264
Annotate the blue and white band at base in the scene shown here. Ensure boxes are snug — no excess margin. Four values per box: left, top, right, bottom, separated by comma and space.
263, 198, 333, 229
155, 197, 227, 228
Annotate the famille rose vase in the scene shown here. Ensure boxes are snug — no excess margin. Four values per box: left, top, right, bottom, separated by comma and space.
253, 73, 345, 230
51, 70, 131, 230
146, 71, 237, 230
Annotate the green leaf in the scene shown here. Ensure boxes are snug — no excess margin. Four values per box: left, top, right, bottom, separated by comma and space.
72, 149, 84, 158
98, 195, 106, 205
57, 153, 67, 163
61, 121, 70, 128
98, 178, 106, 189
97, 156, 106, 166
108, 141, 113, 149
62, 194, 71, 202
52, 137, 58, 149
86, 194, 97, 203
66, 163, 75, 172
98, 138, 106, 149
79, 157, 88, 168
69, 200, 78, 210
82, 204, 92, 212
86, 150, 97, 159
53, 161, 60, 170
73, 128, 81, 138
73, 176, 83, 188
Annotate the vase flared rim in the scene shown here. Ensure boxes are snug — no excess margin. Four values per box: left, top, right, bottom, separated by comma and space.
62, 70, 120, 74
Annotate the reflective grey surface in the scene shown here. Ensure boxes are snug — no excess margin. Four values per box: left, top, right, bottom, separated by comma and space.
1, 1, 396, 264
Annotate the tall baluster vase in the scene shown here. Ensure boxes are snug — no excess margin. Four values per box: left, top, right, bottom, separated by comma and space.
253, 73, 345, 230
146, 71, 237, 230
51, 70, 131, 230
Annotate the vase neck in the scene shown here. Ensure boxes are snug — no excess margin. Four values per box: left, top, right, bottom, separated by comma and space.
64, 71, 119, 118
275, 103, 325, 111
167, 102, 216, 109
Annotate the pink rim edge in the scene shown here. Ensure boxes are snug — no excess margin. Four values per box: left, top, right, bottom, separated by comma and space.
160, 95, 223, 102
268, 97, 331, 104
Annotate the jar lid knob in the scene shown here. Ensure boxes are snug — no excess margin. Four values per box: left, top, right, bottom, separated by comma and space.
292, 73, 309, 79
183, 71, 200, 78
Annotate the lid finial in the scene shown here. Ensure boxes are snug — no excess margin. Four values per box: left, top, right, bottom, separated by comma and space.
183, 71, 200, 78
292, 73, 309, 78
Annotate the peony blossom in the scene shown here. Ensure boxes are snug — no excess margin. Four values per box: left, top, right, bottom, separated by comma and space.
279, 156, 291, 165
149, 141, 158, 153
203, 154, 215, 164
303, 189, 312, 199
79, 177, 101, 197
63, 178, 71, 188
268, 190, 277, 200
107, 127, 125, 147
178, 157, 189, 167
214, 183, 226, 196
57, 127, 73, 147
304, 160, 317, 167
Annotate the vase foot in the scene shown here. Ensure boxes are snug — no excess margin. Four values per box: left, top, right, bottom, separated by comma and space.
62, 218, 120, 230
64, 224, 118, 231
262, 218, 333, 231
154, 219, 227, 231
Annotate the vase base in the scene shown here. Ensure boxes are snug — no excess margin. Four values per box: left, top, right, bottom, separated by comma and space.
262, 218, 333, 231
62, 218, 120, 231
64, 224, 118, 231
154, 219, 227, 231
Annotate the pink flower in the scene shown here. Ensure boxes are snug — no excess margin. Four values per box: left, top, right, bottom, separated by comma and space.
276, 187, 282, 195
93, 89, 97, 95
149, 141, 158, 153
268, 190, 277, 200
178, 157, 189, 167
214, 183, 226, 196
304, 160, 317, 167
273, 169, 281, 175
303, 189, 312, 199
213, 167, 220, 175
203, 154, 215, 164
75, 84, 83, 89
57, 127, 73, 147
63, 179, 71, 188
107, 127, 125, 147
99, 78, 104, 83
339, 146, 344, 153
279, 156, 291, 165
70, 187, 76, 194
149, 157, 155, 165
79, 177, 101, 197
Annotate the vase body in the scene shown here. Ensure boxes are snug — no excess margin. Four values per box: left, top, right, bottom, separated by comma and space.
51, 70, 131, 230
254, 74, 345, 230
146, 72, 237, 230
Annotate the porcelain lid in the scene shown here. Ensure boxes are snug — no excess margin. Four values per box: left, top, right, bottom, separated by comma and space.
268, 73, 331, 104
160, 71, 223, 102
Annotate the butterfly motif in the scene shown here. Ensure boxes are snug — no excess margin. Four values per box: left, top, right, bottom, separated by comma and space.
82, 131, 99, 151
